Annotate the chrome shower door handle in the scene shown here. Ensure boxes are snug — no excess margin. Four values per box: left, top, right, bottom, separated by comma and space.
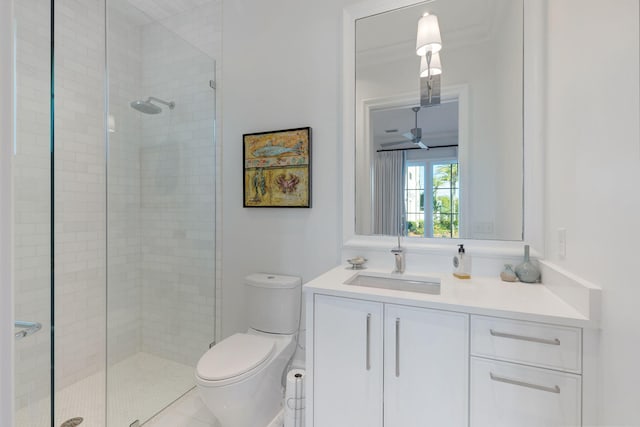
14, 320, 42, 340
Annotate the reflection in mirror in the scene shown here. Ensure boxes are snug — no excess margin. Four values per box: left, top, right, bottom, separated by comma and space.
355, 0, 524, 241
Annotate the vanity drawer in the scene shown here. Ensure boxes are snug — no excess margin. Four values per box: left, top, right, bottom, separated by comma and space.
470, 315, 581, 373
470, 357, 582, 427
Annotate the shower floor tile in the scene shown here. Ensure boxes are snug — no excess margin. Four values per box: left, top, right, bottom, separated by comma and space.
107, 352, 195, 426
16, 352, 195, 427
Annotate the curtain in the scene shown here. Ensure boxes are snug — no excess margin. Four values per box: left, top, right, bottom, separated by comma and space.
373, 151, 405, 235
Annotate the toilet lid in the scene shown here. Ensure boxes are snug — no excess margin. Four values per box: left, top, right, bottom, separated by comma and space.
196, 333, 275, 381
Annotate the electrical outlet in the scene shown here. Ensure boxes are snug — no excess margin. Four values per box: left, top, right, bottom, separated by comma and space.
472, 222, 494, 234
558, 228, 566, 258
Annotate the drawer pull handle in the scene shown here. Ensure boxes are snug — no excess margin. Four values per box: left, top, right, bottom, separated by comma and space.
490, 329, 560, 346
490, 372, 560, 394
366, 313, 371, 371
395, 317, 400, 378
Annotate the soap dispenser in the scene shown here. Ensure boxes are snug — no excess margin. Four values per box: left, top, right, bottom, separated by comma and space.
453, 244, 471, 279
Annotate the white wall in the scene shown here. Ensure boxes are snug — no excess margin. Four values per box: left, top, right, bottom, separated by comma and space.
221, 0, 358, 346
544, 0, 640, 424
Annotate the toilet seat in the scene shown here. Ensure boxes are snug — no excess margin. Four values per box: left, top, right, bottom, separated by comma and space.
196, 333, 275, 382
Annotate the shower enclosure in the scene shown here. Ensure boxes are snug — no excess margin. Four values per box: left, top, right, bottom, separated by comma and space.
12, 0, 220, 425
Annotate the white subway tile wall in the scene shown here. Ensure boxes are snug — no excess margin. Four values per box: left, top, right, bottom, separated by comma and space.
53, 2, 107, 412
13, 0, 53, 415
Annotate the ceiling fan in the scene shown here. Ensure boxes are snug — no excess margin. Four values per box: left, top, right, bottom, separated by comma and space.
380, 106, 428, 149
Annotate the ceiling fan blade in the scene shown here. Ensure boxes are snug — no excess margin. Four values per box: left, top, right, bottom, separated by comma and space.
402, 127, 423, 141
380, 140, 413, 148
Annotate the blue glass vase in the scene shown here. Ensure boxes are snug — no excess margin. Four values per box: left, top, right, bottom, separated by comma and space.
515, 245, 540, 283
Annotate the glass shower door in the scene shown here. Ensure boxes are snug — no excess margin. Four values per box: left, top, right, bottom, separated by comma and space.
106, 3, 217, 424
13, 0, 53, 425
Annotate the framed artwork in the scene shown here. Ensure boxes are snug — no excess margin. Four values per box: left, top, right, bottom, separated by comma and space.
243, 127, 312, 208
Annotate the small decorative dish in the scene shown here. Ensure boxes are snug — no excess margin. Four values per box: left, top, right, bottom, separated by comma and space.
347, 256, 368, 270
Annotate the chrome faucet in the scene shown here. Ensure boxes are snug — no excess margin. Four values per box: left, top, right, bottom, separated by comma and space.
391, 235, 405, 274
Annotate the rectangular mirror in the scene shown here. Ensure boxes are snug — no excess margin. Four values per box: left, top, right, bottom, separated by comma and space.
354, 0, 524, 241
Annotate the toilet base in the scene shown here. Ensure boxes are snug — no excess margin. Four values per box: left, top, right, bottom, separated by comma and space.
196, 331, 296, 427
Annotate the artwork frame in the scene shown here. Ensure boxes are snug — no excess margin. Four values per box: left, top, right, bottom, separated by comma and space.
243, 127, 312, 208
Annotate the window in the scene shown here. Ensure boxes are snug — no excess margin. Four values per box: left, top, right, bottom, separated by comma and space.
405, 163, 425, 236
405, 159, 459, 238
431, 161, 459, 238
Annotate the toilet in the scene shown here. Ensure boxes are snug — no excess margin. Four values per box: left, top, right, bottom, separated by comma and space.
195, 273, 301, 427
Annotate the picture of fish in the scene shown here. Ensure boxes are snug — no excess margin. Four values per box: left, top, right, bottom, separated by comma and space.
251, 141, 303, 158
243, 127, 311, 208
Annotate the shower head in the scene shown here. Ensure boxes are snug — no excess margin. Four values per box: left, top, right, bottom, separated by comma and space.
130, 96, 175, 114
130, 100, 162, 114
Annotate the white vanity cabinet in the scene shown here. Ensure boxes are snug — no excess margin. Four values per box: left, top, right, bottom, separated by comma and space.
305, 266, 597, 427
313, 295, 383, 427
311, 294, 469, 427
469, 315, 582, 427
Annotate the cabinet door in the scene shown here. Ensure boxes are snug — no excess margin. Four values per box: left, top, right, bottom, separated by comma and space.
384, 304, 469, 427
470, 357, 581, 427
313, 295, 383, 427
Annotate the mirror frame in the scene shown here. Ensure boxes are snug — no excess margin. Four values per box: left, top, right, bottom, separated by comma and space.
342, 0, 546, 257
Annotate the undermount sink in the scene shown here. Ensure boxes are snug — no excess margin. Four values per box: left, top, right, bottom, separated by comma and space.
344, 272, 441, 295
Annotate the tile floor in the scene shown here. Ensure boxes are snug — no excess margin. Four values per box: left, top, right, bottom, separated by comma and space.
16, 352, 194, 427
16, 351, 290, 427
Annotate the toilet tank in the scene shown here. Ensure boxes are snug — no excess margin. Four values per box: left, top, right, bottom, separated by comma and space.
245, 273, 301, 334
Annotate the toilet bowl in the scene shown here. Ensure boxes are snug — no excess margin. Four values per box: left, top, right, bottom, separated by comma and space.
196, 330, 296, 427
195, 273, 301, 427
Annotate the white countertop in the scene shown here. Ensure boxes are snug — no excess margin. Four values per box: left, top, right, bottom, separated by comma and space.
304, 265, 592, 328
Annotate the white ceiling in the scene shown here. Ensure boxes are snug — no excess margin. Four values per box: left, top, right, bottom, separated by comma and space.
356, 0, 506, 66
